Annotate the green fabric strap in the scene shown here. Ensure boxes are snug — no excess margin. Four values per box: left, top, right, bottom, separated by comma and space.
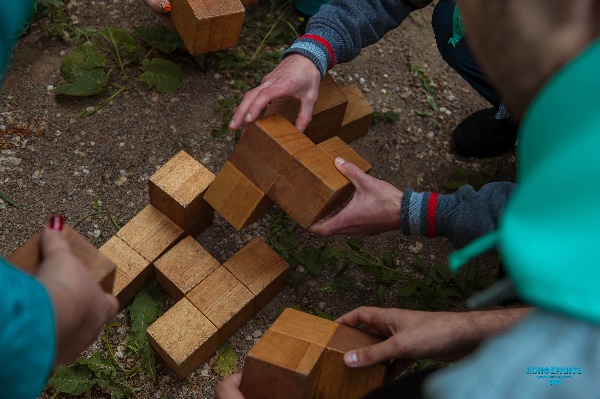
448, 6, 465, 48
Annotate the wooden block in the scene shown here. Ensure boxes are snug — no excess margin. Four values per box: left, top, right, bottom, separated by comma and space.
99, 235, 152, 308
204, 161, 273, 230
229, 114, 314, 192
240, 329, 326, 399
317, 136, 372, 173
147, 298, 219, 378
316, 324, 387, 399
268, 146, 354, 229
149, 150, 215, 232
171, 0, 245, 55
270, 308, 339, 346
336, 85, 374, 143
154, 236, 220, 300
223, 237, 289, 311
186, 266, 255, 344
116, 204, 184, 263
265, 73, 348, 143
6, 224, 115, 293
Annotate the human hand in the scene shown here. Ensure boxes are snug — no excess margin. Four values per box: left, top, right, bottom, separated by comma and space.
308, 158, 403, 236
141, 0, 174, 27
35, 215, 119, 365
214, 373, 245, 399
228, 54, 321, 133
337, 306, 529, 368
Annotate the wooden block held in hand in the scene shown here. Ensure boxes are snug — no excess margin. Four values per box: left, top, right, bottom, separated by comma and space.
99, 235, 152, 308
270, 308, 339, 346
268, 146, 353, 228
229, 114, 314, 192
116, 205, 184, 263
171, 0, 245, 55
240, 329, 326, 399
187, 266, 255, 344
147, 298, 219, 378
336, 84, 374, 143
7, 224, 115, 293
154, 236, 220, 300
149, 150, 215, 232
204, 161, 273, 230
223, 237, 289, 311
318, 136, 372, 173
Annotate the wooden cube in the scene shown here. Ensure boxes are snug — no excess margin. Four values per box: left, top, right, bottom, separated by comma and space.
229, 114, 314, 192
6, 224, 115, 293
171, 0, 245, 55
316, 324, 387, 399
223, 237, 289, 311
116, 205, 184, 263
240, 329, 326, 399
99, 235, 152, 308
268, 146, 354, 228
265, 73, 348, 143
154, 236, 220, 300
270, 308, 339, 346
204, 161, 273, 230
147, 298, 219, 378
149, 150, 215, 233
186, 266, 255, 344
317, 136, 372, 173
336, 85, 374, 143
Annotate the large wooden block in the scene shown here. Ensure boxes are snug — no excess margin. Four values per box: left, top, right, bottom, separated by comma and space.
223, 237, 289, 311
317, 136, 372, 173
99, 235, 152, 308
316, 324, 387, 399
268, 146, 353, 228
186, 266, 255, 344
6, 224, 115, 293
154, 236, 220, 300
149, 150, 215, 232
335, 84, 374, 143
171, 0, 245, 55
229, 114, 314, 192
240, 329, 326, 399
147, 298, 219, 378
270, 308, 339, 346
204, 161, 273, 230
116, 205, 184, 263
265, 74, 348, 143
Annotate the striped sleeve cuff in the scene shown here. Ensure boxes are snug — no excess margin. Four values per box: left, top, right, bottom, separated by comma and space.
401, 189, 440, 238
282, 34, 336, 79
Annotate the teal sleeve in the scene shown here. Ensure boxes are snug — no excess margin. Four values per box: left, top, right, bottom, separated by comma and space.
0, 0, 36, 78
0, 258, 56, 399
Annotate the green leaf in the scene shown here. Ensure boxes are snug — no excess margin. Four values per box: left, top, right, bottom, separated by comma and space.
444, 180, 466, 190
139, 58, 183, 93
427, 96, 438, 111
347, 237, 364, 252
213, 342, 239, 377
398, 284, 417, 297
56, 43, 108, 96
320, 278, 352, 293
49, 363, 96, 395
136, 26, 186, 53
314, 309, 336, 320
301, 247, 322, 275
100, 27, 137, 53
415, 109, 434, 117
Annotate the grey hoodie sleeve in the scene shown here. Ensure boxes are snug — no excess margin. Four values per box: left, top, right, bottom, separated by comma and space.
282, 0, 433, 77
401, 182, 516, 248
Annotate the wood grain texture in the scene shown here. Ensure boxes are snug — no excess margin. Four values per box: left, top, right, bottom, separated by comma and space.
270, 308, 339, 347
240, 329, 326, 399
6, 224, 116, 293
149, 150, 215, 231
223, 237, 289, 311
186, 266, 255, 344
171, 0, 245, 55
147, 298, 219, 378
336, 84, 374, 143
203, 161, 273, 230
154, 236, 220, 300
229, 114, 314, 192
317, 136, 372, 173
99, 235, 151, 308
116, 204, 185, 263
268, 146, 353, 228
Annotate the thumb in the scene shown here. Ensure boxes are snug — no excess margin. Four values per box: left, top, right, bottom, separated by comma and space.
40, 215, 69, 261
343, 339, 396, 368
334, 158, 369, 191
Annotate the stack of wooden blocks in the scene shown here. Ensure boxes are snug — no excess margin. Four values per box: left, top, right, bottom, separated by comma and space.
240, 308, 388, 399
205, 73, 374, 230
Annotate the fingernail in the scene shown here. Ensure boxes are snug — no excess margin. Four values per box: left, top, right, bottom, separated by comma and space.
228, 120, 235, 129
49, 214, 64, 231
159, 1, 171, 13
244, 112, 252, 122
335, 157, 346, 166
345, 351, 358, 366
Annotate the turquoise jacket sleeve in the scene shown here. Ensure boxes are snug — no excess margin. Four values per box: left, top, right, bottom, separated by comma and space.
0, 258, 56, 399
0, 0, 36, 77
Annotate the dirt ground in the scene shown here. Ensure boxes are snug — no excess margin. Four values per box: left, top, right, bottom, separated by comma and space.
0, 1, 515, 398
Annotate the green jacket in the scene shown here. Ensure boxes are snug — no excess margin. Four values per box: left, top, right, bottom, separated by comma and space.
0, 0, 35, 78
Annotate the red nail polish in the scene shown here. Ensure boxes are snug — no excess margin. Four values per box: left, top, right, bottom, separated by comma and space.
49, 214, 64, 231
